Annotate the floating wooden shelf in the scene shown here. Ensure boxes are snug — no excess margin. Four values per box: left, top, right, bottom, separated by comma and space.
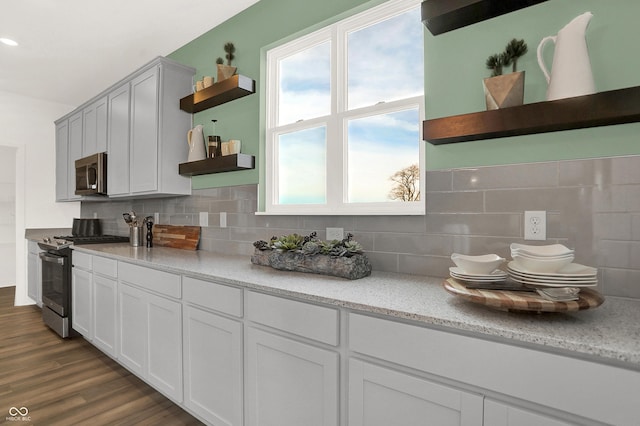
178, 153, 255, 176
423, 86, 640, 145
421, 0, 548, 35
179, 75, 256, 114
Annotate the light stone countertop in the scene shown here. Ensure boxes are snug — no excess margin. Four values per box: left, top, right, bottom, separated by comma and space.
70, 243, 640, 370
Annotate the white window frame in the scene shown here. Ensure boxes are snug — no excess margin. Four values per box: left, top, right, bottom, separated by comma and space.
264, 0, 424, 215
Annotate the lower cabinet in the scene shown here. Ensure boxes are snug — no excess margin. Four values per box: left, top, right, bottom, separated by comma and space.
92, 274, 118, 357
348, 359, 483, 426
27, 241, 42, 307
183, 305, 243, 426
71, 263, 93, 339
118, 281, 183, 403
246, 327, 339, 426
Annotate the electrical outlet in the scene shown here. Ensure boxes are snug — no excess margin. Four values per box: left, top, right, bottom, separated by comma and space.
199, 212, 209, 227
326, 227, 344, 241
153, 212, 160, 224
220, 212, 227, 228
524, 210, 546, 240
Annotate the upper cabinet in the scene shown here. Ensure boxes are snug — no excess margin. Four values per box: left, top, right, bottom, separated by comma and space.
55, 57, 196, 201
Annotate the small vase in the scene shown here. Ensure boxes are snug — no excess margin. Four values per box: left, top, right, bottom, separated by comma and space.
217, 64, 237, 82
483, 71, 525, 110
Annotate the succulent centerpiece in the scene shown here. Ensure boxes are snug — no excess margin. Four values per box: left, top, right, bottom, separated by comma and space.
251, 232, 372, 280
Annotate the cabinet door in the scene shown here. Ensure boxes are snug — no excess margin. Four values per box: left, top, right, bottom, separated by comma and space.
118, 282, 147, 376
67, 110, 83, 201
147, 292, 182, 403
107, 83, 131, 196
83, 96, 108, 155
129, 66, 159, 194
184, 305, 243, 426
27, 250, 42, 307
484, 399, 574, 426
349, 359, 483, 426
55, 120, 69, 201
246, 327, 339, 426
71, 267, 93, 339
93, 274, 118, 357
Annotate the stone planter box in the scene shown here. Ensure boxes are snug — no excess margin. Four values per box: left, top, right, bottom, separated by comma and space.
251, 249, 372, 280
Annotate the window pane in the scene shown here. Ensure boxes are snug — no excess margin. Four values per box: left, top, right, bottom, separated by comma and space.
278, 41, 331, 125
347, 7, 423, 110
347, 108, 420, 203
277, 127, 327, 204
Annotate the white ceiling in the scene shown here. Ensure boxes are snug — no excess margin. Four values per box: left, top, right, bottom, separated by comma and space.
0, 0, 260, 107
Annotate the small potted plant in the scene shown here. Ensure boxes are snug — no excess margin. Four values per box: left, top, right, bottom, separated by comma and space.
483, 38, 528, 110
216, 42, 237, 82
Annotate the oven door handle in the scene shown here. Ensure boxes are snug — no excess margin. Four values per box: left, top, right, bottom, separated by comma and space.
39, 252, 65, 265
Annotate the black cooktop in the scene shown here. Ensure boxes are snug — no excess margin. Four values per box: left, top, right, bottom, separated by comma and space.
54, 235, 130, 245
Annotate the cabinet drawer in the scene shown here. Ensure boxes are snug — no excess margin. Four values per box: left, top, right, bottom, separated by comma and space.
92, 256, 117, 278
73, 251, 92, 271
248, 291, 339, 346
183, 276, 243, 318
118, 261, 180, 299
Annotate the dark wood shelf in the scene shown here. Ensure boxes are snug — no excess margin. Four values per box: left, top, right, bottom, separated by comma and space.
423, 86, 640, 145
178, 153, 255, 176
421, 0, 548, 35
179, 75, 255, 114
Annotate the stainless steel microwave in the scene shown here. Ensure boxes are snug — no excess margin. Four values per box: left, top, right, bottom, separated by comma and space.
75, 152, 107, 195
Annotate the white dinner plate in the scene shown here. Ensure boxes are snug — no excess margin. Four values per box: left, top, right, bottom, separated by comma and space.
507, 268, 596, 282
509, 274, 597, 287
507, 261, 597, 278
450, 273, 507, 283
449, 267, 507, 279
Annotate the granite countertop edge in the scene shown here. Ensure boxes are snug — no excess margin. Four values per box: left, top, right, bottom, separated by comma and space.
67, 243, 640, 370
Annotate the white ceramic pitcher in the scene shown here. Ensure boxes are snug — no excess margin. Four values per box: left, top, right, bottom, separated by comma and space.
187, 124, 206, 162
537, 12, 595, 101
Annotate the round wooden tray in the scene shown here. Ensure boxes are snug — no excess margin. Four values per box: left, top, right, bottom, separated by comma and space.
443, 278, 605, 313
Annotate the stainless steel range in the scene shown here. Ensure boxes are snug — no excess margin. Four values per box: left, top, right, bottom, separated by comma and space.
38, 218, 129, 338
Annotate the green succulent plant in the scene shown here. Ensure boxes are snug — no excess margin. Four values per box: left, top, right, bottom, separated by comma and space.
254, 231, 365, 258
272, 233, 305, 251
486, 38, 528, 76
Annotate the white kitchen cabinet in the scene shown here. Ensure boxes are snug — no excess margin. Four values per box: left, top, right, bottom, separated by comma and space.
55, 56, 194, 201
27, 241, 42, 307
118, 281, 147, 376
184, 304, 243, 426
349, 359, 483, 426
54, 120, 69, 201
82, 95, 108, 155
246, 327, 339, 426
246, 291, 340, 426
92, 256, 118, 357
71, 252, 93, 339
484, 399, 574, 426
183, 276, 244, 426
118, 261, 183, 402
107, 82, 131, 196
107, 57, 193, 198
54, 111, 83, 202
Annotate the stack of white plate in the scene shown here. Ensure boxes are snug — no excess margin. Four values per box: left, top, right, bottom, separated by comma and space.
508, 243, 597, 301
449, 253, 507, 283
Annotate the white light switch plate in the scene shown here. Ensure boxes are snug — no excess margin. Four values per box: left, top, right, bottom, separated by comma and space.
199, 212, 209, 227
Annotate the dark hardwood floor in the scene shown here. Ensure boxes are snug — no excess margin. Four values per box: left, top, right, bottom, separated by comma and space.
0, 286, 203, 425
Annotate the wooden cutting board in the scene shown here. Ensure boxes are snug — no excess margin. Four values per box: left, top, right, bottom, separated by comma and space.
443, 278, 605, 313
152, 225, 201, 250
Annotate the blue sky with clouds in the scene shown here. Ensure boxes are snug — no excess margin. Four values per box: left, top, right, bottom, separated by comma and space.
276, 6, 423, 204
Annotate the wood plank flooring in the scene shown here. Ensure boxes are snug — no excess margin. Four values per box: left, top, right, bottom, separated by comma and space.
0, 286, 203, 425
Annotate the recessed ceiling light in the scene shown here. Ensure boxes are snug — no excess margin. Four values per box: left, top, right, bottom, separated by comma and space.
0, 38, 18, 47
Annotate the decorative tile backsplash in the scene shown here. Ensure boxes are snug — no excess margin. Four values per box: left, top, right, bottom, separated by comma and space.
82, 155, 640, 299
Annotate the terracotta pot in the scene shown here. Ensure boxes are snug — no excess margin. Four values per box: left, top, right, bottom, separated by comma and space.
483, 71, 525, 110
217, 64, 237, 82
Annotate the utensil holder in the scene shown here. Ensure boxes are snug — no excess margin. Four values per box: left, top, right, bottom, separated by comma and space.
130, 226, 143, 247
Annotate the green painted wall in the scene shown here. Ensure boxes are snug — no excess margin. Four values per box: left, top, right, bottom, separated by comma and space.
169, 0, 640, 186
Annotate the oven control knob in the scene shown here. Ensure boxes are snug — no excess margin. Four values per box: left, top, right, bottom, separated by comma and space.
43, 237, 51, 243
